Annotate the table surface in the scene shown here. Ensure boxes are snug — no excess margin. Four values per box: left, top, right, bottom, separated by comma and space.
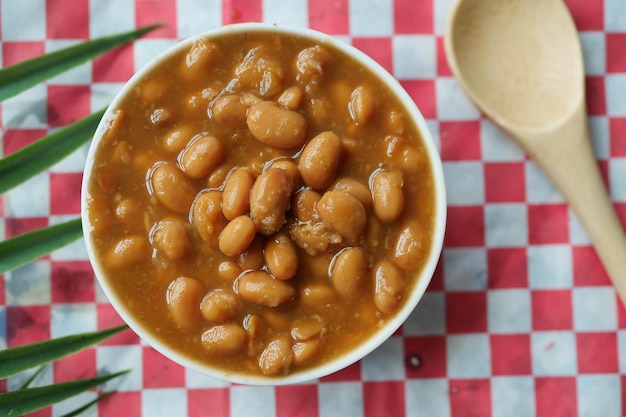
2, 0, 626, 416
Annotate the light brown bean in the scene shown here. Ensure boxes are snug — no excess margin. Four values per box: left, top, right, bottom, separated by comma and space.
291, 189, 321, 223
246, 101, 307, 149
317, 191, 367, 243
264, 233, 298, 280
222, 167, 254, 220
290, 315, 326, 342
298, 131, 342, 190
393, 220, 426, 271
183, 39, 221, 79
115, 198, 142, 227
236, 270, 296, 308
166, 276, 204, 329
299, 284, 337, 308
332, 177, 372, 208
151, 218, 190, 261
371, 169, 404, 223
179, 134, 225, 179
211, 94, 247, 125
201, 323, 247, 355
277, 86, 304, 110
330, 247, 369, 299
235, 46, 284, 97
151, 163, 196, 214
106, 236, 150, 269
150, 108, 171, 126
237, 235, 265, 270
258, 335, 293, 376
268, 159, 301, 188
349, 85, 376, 125
292, 339, 321, 366
200, 289, 240, 323
218, 215, 257, 257
218, 261, 243, 283
207, 163, 233, 189
192, 190, 227, 244
249, 168, 294, 235
384, 135, 425, 175
163, 125, 195, 153
296, 45, 331, 80
373, 260, 406, 315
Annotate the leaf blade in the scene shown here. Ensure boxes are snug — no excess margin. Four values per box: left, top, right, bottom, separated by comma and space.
0, 371, 129, 417
58, 391, 116, 417
0, 24, 161, 101
0, 325, 128, 379
0, 109, 105, 195
0, 218, 83, 276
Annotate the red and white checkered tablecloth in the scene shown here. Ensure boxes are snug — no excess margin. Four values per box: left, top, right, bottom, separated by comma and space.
2, 0, 626, 416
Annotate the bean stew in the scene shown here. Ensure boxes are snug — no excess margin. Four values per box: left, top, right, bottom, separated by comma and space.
84, 27, 440, 379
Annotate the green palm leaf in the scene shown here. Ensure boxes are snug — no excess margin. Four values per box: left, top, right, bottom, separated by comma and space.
0, 24, 160, 101
59, 391, 116, 417
0, 371, 129, 417
0, 218, 83, 275
0, 325, 128, 379
0, 109, 105, 195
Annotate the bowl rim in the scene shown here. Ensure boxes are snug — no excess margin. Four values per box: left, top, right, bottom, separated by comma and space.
81, 21, 447, 386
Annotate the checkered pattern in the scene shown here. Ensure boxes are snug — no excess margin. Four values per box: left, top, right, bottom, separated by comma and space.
1, 0, 625, 416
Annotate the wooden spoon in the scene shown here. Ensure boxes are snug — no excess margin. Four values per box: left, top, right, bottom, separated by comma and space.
444, 0, 626, 305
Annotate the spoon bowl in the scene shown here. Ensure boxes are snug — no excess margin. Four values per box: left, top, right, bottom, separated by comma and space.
445, 0, 626, 304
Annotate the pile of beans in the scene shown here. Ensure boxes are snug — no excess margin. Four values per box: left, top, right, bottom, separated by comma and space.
88, 31, 435, 377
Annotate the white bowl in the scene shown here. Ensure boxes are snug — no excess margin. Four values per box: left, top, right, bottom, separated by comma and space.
81, 22, 446, 385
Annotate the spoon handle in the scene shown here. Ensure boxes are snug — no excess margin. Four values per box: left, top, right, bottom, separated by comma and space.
521, 106, 626, 305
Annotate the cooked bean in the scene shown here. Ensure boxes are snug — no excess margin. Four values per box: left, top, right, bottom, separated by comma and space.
332, 177, 372, 208
87, 197, 111, 237
211, 94, 247, 125
192, 190, 227, 244
222, 167, 254, 220
296, 45, 331, 80
237, 270, 295, 308
291, 189, 321, 223
200, 289, 240, 323
277, 86, 303, 110
317, 191, 367, 243
305, 98, 331, 126
292, 339, 321, 366
384, 135, 425, 175
288, 221, 340, 255
241, 92, 262, 106
393, 220, 426, 271
183, 39, 221, 78
218, 261, 243, 283
264, 233, 298, 280
268, 159, 301, 188
300, 284, 336, 308
106, 236, 150, 269
349, 85, 376, 125
218, 215, 257, 257
246, 101, 307, 149
207, 163, 233, 189
371, 169, 404, 223
139, 77, 169, 102
201, 323, 247, 355
330, 247, 368, 299
385, 109, 406, 134
166, 276, 204, 329
258, 336, 293, 376
112, 141, 131, 164
291, 315, 326, 341
102, 109, 125, 143
151, 218, 190, 261
115, 198, 142, 227
298, 131, 342, 190
373, 260, 406, 314
237, 235, 265, 270
235, 46, 284, 97
249, 168, 294, 235
150, 163, 196, 214
244, 313, 264, 355
179, 134, 225, 179
150, 108, 171, 126
163, 125, 194, 153
185, 85, 220, 115
262, 310, 292, 331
